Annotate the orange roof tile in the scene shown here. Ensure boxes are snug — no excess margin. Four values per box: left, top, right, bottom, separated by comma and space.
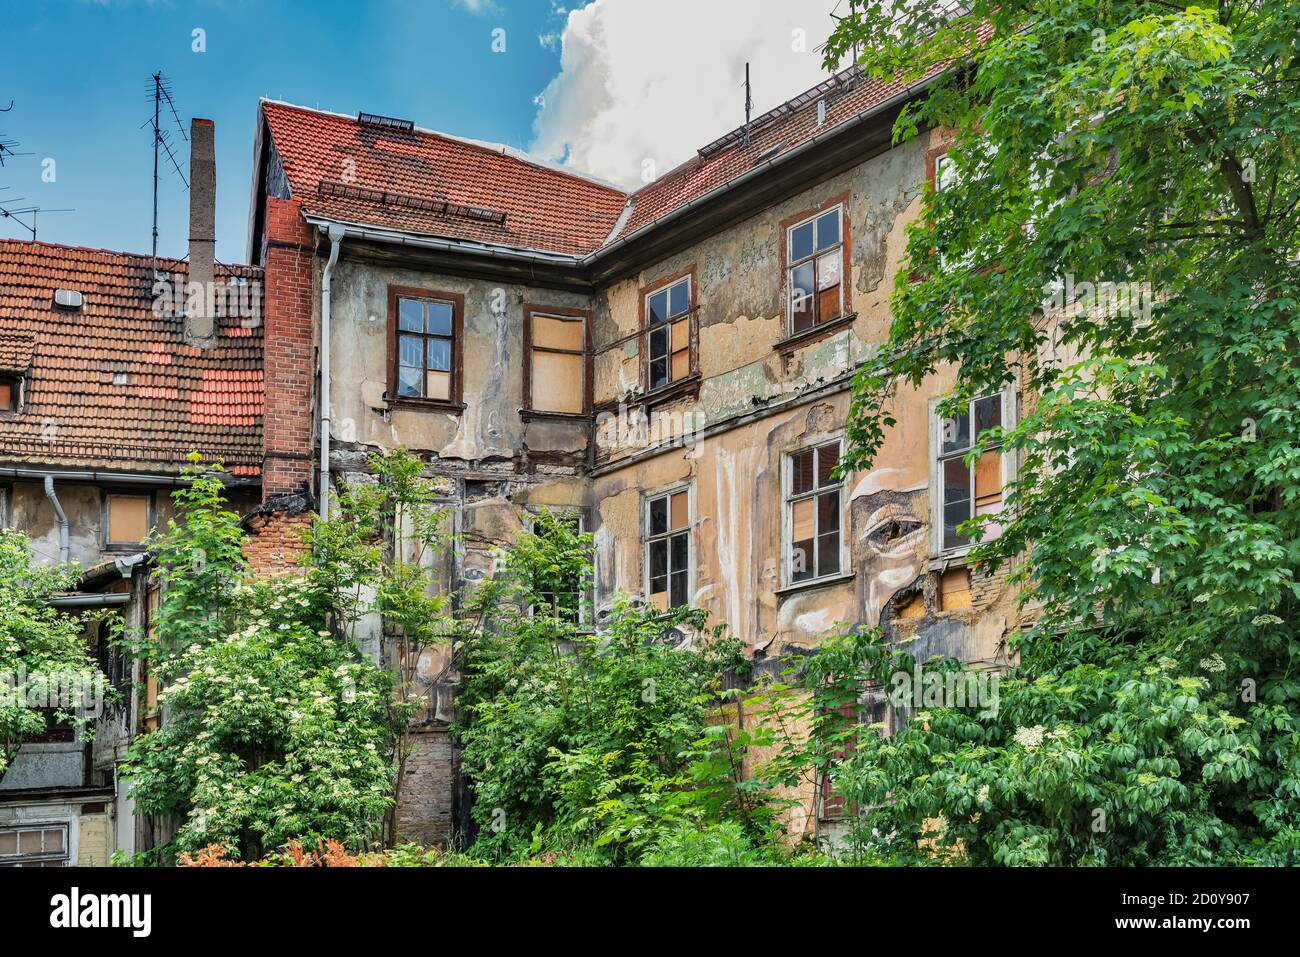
0, 240, 264, 476
261, 101, 630, 257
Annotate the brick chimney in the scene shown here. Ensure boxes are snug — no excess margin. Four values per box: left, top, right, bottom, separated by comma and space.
186, 117, 217, 347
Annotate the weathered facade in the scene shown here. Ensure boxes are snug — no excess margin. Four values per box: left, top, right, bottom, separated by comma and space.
249, 64, 1024, 846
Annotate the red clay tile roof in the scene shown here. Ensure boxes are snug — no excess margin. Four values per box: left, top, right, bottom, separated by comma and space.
614, 63, 947, 242
261, 100, 630, 256
261, 49, 979, 259
0, 240, 264, 477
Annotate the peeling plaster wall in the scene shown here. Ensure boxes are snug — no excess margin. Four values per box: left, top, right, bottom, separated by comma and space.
589, 129, 1021, 675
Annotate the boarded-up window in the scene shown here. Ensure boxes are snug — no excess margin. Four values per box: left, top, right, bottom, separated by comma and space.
645, 488, 690, 610
937, 393, 1006, 552
528, 312, 586, 414
645, 277, 691, 390
107, 493, 150, 545
393, 293, 458, 403
788, 206, 844, 334
787, 440, 843, 583
0, 825, 68, 867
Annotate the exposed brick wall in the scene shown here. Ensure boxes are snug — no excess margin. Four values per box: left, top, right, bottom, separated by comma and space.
396, 729, 455, 847
243, 509, 311, 577
262, 195, 317, 499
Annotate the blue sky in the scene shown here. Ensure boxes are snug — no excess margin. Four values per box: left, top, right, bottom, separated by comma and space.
0, 0, 841, 263
0, 0, 581, 262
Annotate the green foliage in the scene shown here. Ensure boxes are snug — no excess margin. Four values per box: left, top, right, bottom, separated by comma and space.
822, 0, 1300, 864
0, 529, 110, 776
120, 463, 411, 861
452, 510, 775, 864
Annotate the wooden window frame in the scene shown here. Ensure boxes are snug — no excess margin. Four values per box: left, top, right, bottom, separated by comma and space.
783, 435, 850, 588
0, 374, 22, 418
779, 196, 851, 341
102, 489, 154, 552
928, 385, 1016, 562
639, 267, 698, 400
643, 483, 692, 611
522, 304, 592, 419
0, 823, 70, 868
387, 286, 466, 412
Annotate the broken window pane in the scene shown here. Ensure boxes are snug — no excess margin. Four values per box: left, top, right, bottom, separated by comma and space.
398, 298, 423, 332
791, 221, 814, 262
816, 209, 840, 250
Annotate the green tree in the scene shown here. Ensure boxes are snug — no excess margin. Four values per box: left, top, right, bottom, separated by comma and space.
120, 464, 410, 860
820, 1, 1300, 863
451, 510, 772, 864
0, 529, 110, 776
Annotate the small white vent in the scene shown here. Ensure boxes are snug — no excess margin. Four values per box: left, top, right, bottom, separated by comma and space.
53, 288, 83, 309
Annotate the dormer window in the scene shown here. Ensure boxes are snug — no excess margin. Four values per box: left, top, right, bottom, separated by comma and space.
0, 375, 21, 415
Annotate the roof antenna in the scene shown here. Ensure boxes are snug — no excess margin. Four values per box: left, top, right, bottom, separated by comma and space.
742, 62, 753, 148
0, 108, 72, 241
829, 0, 862, 88
145, 72, 189, 259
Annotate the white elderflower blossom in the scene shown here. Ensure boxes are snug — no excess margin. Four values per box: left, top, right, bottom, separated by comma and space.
1014, 725, 1046, 750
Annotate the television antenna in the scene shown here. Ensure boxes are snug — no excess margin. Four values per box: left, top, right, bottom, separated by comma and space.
144, 72, 189, 258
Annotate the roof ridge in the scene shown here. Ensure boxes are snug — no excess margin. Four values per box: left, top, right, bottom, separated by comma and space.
0, 237, 260, 272
260, 97, 629, 196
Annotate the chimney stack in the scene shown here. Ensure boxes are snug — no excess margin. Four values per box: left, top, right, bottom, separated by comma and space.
186, 117, 217, 346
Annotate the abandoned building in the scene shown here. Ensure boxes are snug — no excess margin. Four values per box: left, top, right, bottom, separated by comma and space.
248, 60, 1021, 846
0, 119, 264, 864
0, 57, 1022, 860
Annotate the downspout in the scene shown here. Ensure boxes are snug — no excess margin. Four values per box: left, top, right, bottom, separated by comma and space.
43, 474, 70, 564
319, 223, 345, 520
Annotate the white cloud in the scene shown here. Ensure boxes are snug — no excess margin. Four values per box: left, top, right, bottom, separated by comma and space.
451, 0, 499, 15
530, 0, 846, 189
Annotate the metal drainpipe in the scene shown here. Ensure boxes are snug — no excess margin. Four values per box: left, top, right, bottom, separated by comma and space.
319, 223, 345, 520
43, 474, 70, 564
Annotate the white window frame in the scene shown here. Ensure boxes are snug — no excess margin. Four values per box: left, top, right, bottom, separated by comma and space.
642, 483, 693, 610
786, 204, 846, 333
644, 276, 692, 392
928, 384, 1017, 562
782, 433, 851, 587
526, 505, 594, 627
